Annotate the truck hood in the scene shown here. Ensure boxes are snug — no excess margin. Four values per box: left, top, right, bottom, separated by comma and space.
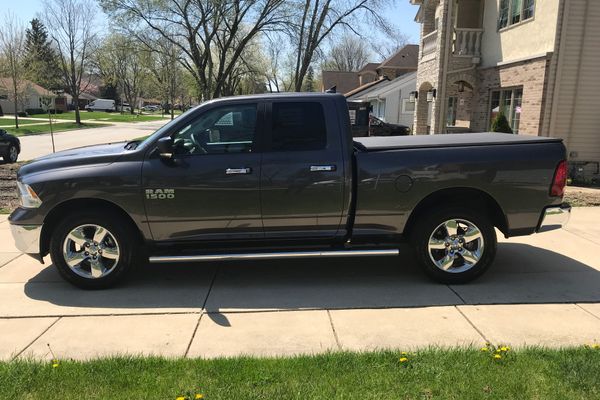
18, 142, 129, 178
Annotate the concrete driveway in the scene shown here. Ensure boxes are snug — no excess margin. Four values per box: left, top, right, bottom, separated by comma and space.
1, 208, 599, 360
17, 119, 169, 161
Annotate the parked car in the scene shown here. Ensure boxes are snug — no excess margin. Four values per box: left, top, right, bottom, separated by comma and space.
85, 99, 116, 112
368, 115, 411, 136
142, 105, 160, 112
0, 129, 20, 163
9, 93, 570, 289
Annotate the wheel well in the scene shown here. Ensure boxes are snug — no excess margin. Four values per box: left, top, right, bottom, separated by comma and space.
40, 198, 144, 257
403, 187, 508, 238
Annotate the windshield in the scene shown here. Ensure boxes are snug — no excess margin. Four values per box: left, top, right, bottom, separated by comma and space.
135, 106, 201, 150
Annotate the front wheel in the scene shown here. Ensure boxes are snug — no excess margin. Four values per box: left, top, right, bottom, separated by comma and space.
4, 145, 18, 163
50, 212, 138, 289
411, 206, 497, 284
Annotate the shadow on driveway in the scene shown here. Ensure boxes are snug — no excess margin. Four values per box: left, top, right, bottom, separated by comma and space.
22, 242, 600, 325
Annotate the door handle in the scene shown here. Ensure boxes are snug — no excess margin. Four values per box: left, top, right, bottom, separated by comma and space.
310, 165, 336, 172
226, 167, 252, 175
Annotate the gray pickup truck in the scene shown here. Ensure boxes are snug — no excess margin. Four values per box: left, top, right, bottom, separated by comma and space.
9, 93, 570, 289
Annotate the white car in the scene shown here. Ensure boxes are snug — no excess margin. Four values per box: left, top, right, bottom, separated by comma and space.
85, 99, 116, 112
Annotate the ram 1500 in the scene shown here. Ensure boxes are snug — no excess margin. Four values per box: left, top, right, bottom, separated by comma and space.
9, 93, 570, 289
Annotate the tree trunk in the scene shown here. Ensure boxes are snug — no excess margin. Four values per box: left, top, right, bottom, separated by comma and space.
74, 96, 81, 125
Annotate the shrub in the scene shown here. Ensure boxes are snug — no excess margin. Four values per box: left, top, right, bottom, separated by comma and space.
491, 110, 513, 133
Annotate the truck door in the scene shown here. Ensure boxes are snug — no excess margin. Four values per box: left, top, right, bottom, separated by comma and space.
142, 102, 264, 242
260, 99, 346, 239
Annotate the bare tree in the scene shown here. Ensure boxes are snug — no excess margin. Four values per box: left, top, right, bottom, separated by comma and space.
43, 0, 97, 125
372, 27, 409, 60
322, 33, 371, 71
288, 0, 391, 91
0, 13, 27, 128
100, 0, 287, 100
147, 38, 185, 120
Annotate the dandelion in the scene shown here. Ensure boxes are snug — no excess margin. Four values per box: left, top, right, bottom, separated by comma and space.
399, 357, 409, 363
593, 344, 600, 349
401, 351, 408, 355
500, 346, 509, 352
195, 395, 204, 399
176, 396, 186, 400
480, 347, 489, 352
493, 354, 502, 360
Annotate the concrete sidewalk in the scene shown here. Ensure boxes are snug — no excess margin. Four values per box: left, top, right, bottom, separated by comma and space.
1, 208, 599, 360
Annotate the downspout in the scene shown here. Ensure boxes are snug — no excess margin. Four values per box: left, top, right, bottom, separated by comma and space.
437, 0, 455, 134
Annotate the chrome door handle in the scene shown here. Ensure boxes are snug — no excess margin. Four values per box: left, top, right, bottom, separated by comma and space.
226, 167, 252, 175
310, 165, 336, 172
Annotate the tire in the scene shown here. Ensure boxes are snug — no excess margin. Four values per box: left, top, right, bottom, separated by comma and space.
411, 206, 497, 284
3, 145, 18, 163
49, 210, 138, 289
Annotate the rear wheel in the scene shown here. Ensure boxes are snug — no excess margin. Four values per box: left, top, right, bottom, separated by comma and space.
50, 211, 138, 289
411, 206, 497, 284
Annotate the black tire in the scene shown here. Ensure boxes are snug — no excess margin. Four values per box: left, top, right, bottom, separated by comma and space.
49, 210, 139, 289
411, 206, 497, 284
4, 145, 18, 163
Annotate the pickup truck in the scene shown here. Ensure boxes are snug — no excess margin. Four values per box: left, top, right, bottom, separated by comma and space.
9, 93, 570, 289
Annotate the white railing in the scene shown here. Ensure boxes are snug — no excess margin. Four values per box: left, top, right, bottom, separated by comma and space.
421, 30, 438, 57
453, 28, 483, 57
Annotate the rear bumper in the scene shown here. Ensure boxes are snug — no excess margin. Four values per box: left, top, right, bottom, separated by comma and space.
9, 223, 42, 256
537, 204, 571, 233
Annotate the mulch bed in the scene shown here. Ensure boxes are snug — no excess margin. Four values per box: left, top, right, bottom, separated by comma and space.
0, 162, 21, 213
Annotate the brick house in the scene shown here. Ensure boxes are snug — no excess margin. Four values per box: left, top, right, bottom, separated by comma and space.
409, 0, 600, 167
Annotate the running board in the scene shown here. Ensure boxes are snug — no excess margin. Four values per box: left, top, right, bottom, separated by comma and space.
149, 249, 399, 264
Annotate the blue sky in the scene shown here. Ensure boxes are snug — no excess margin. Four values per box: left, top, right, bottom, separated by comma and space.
5, 0, 421, 43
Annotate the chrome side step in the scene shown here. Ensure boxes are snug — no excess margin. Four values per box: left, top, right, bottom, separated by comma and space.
149, 249, 399, 264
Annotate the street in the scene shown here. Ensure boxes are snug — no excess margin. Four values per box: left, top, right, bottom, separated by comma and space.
1, 207, 599, 360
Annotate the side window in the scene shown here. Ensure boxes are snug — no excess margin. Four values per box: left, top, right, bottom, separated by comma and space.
172, 104, 257, 155
270, 102, 327, 151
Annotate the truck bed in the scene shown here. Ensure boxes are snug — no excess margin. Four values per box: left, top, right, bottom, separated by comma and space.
354, 132, 563, 151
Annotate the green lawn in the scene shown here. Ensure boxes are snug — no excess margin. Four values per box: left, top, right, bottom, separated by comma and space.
3, 122, 110, 136
1, 348, 600, 399
29, 111, 166, 123
0, 119, 48, 127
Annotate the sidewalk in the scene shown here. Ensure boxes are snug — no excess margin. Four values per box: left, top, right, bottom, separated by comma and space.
1, 208, 599, 360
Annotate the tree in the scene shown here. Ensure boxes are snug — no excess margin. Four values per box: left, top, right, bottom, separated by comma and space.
0, 13, 27, 128
43, 0, 97, 125
100, 0, 287, 100
303, 66, 315, 91
372, 26, 409, 60
23, 18, 62, 91
491, 110, 513, 134
322, 34, 371, 72
288, 0, 391, 91
147, 38, 185, 120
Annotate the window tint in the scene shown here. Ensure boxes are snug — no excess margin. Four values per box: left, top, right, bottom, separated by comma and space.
270, 102, 327, 151
172, 104, 257, 155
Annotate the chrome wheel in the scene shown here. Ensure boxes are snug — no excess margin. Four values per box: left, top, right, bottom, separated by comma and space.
428, 218, 484, 273
8, 146, 18, 162
62, 224, 120, 279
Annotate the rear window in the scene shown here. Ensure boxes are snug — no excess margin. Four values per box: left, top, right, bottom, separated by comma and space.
270, 102, 327, 151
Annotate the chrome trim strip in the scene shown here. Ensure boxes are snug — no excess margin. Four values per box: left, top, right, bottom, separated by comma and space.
9, 224, 42, 254
149, 249, 399, 263
537, 204, 571, 233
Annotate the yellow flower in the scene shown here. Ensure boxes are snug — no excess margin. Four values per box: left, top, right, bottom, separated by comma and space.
493, 354, 502, 359
480, 347, 489, 352
401, 351, 408, 355
52, 363, 59, 368
399, 357, 409, 363
176, 396, 186, 400
500, 346, 508, 352
195, 395, 204, 399
593, 344, 600, 349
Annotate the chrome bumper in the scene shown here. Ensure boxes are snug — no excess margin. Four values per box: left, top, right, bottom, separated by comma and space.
9, 224, 42, 254
537, 204, 571, 233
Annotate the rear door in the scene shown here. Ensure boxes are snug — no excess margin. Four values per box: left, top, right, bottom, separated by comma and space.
260, 99, 346, 239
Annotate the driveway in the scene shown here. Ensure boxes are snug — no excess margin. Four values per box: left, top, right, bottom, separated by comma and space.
1, 208, 599, 360
17, 119, 169, 161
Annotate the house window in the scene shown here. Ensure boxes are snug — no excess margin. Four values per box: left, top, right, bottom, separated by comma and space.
489, 87, 523, 133
0, 94, 7, 100
402, 98, 415, 113
498, 0, 534, 29
447, 96, 457, 127
370, 99, 386, 120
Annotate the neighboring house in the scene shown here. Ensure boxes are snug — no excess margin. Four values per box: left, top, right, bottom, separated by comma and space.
409, 0, 600, 166
347, 72, 417, 128
0, 78, 56, 114
321, 44, 419, 95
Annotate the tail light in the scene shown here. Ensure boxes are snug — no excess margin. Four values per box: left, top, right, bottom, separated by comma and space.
550, 160, 567, 197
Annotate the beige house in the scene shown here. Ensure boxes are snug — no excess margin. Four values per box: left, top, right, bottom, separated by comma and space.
409, 0, 600, 166
0, 78, 56, 114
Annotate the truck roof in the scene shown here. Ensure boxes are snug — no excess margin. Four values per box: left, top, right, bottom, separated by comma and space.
204, 92, 346, 104
354, 132, 563, 151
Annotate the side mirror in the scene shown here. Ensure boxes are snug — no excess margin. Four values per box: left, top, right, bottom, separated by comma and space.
157, 136, 174, 159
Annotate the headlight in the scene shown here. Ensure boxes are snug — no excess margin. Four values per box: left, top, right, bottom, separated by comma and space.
16, 181, 42, 208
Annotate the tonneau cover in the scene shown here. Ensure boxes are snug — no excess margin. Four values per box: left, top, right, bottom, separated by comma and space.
354, 132, 562, 151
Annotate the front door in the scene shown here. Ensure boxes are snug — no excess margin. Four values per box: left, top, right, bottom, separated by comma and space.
260, 100, 346, 239
142, 102, 264, 242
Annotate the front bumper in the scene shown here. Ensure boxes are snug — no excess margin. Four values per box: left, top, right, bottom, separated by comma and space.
537, 204, 571, 233
9, 223, 42, 254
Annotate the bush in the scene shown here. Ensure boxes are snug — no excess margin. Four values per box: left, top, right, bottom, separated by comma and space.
25, 108, 63, 115
17, 111, 28, 117
491, 111, 513, 133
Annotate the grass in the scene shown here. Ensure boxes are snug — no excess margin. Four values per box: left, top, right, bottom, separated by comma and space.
2, 122, 110, 136
0, 119, 48, 127
0, 207, 10, 214
29, 111, 167, 123
1, 348, 600, 399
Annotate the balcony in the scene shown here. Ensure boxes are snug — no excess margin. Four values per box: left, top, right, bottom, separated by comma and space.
452, 28, 483, 60
421, 30, 437, 60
